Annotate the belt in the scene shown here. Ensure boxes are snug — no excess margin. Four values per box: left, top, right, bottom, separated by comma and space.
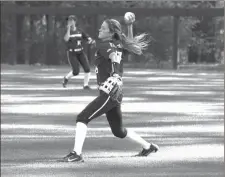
68, 48, 83, 52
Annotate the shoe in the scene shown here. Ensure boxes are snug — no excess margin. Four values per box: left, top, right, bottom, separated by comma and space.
62, 151, 84, 162
83, 85, 91, 90
135, 143, 159, 157
62, 77, 68, 88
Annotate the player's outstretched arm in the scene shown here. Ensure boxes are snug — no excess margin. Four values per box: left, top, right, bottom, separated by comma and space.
64, 25, 71, 42
124, 12, 135, 40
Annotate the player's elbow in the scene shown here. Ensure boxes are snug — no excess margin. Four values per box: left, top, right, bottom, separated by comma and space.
64, 34, 70, 41
127, 34, 133, 40
64, 37, 69, 42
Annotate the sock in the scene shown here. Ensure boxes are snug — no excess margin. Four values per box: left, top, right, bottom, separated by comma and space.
126, 128, 150, 149
65, 71, 73, 80
84, 72, 91, 87
73, 122, 88, 155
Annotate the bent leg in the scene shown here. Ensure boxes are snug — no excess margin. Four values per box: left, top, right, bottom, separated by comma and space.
78, 52, 90, 73
106, 104, 127, 139
73, 93, 116, 155
68, 51, 80, 76
76, 92, 116, 124
77, 52, 91, 87
106, 105, 152, 150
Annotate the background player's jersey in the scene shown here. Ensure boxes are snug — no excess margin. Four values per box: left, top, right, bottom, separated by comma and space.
94, 40, 126, 85
66, 28, 89, 51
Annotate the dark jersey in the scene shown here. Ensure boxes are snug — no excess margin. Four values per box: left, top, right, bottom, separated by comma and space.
66, 28, 89, 50
94, 40, 126, 85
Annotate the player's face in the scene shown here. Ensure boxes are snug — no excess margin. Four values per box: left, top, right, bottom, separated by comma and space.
68, 19, 76, 28
98, 21, 113, 40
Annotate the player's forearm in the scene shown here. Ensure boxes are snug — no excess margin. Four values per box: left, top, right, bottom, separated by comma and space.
64, 28, 70, 42
111, 62, 121, 76
127, 24, 133, 40
109, 53, 121, 76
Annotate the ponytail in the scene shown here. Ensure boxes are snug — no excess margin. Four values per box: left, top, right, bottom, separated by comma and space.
120, 33, 150, 55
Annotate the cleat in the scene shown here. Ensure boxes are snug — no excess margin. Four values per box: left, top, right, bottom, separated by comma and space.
83, 85, 91, 90
135, 143, 159, 157
62, 151, 84, 162
62, 77, 68, 88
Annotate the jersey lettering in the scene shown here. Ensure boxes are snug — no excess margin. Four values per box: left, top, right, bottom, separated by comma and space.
77, 40, 81, 46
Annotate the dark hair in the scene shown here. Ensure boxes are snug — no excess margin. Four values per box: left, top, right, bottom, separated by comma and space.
105, 19, 150, 55
66, 15, 78, 22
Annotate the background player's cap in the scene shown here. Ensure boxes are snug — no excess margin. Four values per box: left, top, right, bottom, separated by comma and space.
66, 15, 77, 22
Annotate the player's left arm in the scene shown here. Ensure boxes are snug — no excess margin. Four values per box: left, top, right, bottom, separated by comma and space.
109, 50, 122, 77
108, 50, 123, 103
98, 46, 123, 103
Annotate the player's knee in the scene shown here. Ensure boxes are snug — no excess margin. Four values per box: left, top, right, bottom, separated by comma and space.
72, 70, 79, 76
84, 68, 90, 73
111, 128, 127, 139
76, 113, 89, 125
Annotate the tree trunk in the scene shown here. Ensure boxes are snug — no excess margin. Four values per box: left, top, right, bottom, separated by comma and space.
10, 14, 17, 65
15, 2, 26, 64
46, 15, 56, 65
16, 14, 25, 64
29, 15, 35, 64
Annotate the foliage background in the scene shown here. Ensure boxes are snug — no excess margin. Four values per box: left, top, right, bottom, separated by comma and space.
1, 1, 224, 67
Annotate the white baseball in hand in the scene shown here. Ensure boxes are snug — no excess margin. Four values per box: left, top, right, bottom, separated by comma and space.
124, 12, 135, 25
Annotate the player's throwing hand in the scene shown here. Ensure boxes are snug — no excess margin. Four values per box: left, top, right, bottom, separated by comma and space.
124, 12, 135, 25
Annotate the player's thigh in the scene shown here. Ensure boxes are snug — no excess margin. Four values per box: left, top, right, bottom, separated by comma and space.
77, 52, 90, 73
77, 93, 114, 124
67, 51, 80, 74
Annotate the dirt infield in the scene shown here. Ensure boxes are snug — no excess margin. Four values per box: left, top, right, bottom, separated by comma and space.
1, 64, 224, 177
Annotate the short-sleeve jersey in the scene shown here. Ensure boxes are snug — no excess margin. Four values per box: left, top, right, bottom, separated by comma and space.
66, 28, 89, 50
94, 40, 126, 85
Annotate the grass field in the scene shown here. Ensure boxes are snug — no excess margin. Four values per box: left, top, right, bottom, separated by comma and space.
1, 64, 224, 177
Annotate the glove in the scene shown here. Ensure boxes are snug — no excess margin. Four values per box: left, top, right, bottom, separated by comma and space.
99, 74, 123, 103
109, 74, 123, 103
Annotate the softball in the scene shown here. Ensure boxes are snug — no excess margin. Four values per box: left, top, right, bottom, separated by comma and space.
124, 12, 135, 24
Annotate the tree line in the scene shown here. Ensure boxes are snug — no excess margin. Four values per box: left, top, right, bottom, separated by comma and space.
1, 1, 224, 67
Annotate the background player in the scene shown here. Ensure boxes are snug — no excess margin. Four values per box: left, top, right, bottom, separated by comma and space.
63, 15, 95, 90
62, 12, 159, 162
